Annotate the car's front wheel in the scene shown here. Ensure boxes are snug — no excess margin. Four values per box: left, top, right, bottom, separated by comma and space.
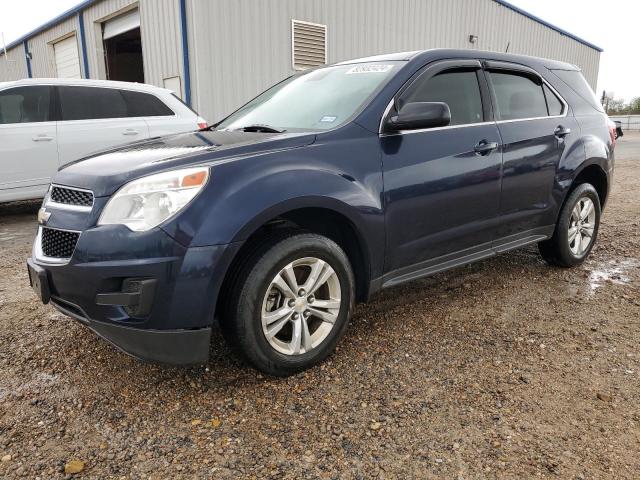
220, 231, 355, 376
539, 183, 601, 267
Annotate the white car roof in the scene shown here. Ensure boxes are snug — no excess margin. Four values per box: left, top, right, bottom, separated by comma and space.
0, 78, 173, 94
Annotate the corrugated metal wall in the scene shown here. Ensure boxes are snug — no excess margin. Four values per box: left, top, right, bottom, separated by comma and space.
26, 16, 81, 78
1, 0, 601, 124
81, 0, 138, 80
139, 0, 185, 97
80, 0, 184, 96
0, 0, 185, 94
0, 47, 27, 82
187, 0, 601, 122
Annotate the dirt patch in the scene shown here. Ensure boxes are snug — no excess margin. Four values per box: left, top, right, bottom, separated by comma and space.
0, 135, 639, 479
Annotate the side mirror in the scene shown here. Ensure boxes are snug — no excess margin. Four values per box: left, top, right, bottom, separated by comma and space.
386, 102, 451, 132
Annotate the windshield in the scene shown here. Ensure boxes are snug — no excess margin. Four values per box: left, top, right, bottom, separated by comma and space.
217, 62, 402, 132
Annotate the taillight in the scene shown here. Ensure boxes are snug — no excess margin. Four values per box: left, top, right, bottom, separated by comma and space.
197, 116, 208, 130
608, 124, 616, 148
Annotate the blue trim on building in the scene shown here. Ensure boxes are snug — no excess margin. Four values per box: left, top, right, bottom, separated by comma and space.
78, 13, 90, 78
23, 40, 32, 78
179, 0, 192, 106
492, 0, 603, 52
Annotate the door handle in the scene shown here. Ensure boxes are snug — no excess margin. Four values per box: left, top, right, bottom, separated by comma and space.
554, 125, 571, 138
473, 140, 499, 155
122, 129, 139, 136
32, 135, 54, 142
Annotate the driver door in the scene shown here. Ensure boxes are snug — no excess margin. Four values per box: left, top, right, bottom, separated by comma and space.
381, 60, 503, 283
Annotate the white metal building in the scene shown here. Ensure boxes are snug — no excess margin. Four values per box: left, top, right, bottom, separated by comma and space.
0, 0, 602, 123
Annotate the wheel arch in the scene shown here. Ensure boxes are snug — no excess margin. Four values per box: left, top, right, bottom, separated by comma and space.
568, 161, 609, 208
219, 198, 375, 311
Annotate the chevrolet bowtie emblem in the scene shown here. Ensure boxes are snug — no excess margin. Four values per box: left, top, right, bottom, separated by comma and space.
37, 208, 51, 225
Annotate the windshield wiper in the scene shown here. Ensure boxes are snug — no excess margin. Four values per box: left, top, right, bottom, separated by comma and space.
234, 124, 286, 133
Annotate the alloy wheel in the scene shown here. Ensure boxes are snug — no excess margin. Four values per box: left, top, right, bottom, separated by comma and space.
261, 257, 341, 355
568, 196, 596, 256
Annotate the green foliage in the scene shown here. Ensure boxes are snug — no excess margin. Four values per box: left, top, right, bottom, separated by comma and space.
603, 94, 640, 115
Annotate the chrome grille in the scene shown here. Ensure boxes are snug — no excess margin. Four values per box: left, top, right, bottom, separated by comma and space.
50, 186, 93, 207
41, 228, 80, 259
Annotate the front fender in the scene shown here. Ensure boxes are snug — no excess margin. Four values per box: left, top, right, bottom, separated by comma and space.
230, 193, 376, 244
161, 128, 385, 276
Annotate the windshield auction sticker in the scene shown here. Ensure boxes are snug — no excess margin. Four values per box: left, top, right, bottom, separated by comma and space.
346, 64, 394, 74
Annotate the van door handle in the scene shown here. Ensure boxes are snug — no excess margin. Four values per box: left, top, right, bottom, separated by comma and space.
554, 125, 571, 138
32, 135, 54, 142
122, 129, 139, 136
473, 140, 499, 155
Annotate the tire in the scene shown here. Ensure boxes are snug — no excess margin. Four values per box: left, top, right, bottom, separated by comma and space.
538, 183, 601, 267
220, 231, 355, 376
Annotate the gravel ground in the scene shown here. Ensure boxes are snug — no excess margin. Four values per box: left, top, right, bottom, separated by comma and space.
1, 134, 639, 479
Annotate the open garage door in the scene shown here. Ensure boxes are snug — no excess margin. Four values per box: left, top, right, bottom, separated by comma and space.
54, 35, 81, 79
103, 9, 144, 83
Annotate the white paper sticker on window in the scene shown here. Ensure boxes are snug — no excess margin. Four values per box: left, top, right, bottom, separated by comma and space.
346, 64, 394, 74
320, 116, 337, 123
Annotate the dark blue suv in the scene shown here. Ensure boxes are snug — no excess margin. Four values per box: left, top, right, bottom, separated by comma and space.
27, 49, 614, 376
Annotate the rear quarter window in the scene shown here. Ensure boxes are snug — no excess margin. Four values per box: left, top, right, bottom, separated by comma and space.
121, 90, 174, 117
550, 69, 604, 113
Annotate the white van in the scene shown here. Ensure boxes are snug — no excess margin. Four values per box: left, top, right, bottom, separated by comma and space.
0, 78, 207, 203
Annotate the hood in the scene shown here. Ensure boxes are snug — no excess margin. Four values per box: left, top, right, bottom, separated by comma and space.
54, 130, 316, 197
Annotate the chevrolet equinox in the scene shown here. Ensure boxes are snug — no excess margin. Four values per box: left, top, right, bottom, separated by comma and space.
27, 49, 614, 376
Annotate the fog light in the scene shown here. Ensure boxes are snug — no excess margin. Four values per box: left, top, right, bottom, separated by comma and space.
95, 278, 157, 318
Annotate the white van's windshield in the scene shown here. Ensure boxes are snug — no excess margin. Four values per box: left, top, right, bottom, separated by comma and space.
217, 62, 401, 132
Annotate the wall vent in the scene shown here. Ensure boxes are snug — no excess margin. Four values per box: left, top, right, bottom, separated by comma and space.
291, 20, 327, 70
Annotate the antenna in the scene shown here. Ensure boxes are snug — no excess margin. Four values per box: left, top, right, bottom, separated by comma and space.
2, 32, 7, 59
505, 41, 510, 53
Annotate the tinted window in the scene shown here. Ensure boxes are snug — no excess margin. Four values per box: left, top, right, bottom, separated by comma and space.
403, 70, 484, 125
59, 86, 127, 120
121, 90, 174, 117
490, 71, 548, 120
543, 84, 563, 116
0, 86, 51, 124
551, 69, 604, 113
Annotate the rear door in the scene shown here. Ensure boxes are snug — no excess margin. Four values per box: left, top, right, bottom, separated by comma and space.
381, 60, 503, 280
56, 85, 149, 165
0, 85, 58, 196
485, 62, 578, 243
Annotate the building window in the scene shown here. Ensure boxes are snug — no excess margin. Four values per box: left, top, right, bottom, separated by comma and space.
291, 19, 327, 71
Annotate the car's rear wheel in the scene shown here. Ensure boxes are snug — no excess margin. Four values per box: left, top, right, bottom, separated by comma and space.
220, 231, 355, 376
538, 183, 601, 267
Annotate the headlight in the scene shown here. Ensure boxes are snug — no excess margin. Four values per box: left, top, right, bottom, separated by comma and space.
98, 167, 209, 231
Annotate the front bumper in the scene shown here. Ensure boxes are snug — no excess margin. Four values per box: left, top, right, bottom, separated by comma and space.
29, 224, 240, 365
51, 293, 211, 365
